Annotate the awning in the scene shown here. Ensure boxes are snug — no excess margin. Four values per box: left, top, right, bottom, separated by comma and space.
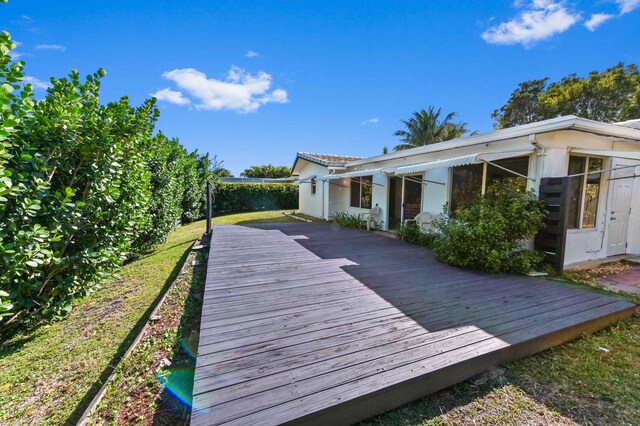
394, 149, 534, 175
569, 148, 640, 161
296, 175, 316, 184
320, 168, 381, 180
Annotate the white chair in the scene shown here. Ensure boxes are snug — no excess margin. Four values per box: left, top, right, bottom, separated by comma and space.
359, 205, 383, 231
414, 212, 437, 233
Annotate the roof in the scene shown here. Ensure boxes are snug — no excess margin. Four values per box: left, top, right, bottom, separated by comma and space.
616, 119, 640, 130
346, 115, 640, 167
292, 152, 364, 174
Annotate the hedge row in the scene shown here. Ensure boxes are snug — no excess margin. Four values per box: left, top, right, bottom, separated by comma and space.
0, 32, 214, 334
213, 182, 298, 215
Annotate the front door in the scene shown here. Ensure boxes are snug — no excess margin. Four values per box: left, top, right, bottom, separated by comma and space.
388, 175, 423, 229
607, 164, 634, 256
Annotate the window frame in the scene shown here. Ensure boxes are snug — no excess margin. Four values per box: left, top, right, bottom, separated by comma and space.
567, 155, 604, 230
350, 176, 373, 209
449, 155, 531, 214
310, 177, 317, 196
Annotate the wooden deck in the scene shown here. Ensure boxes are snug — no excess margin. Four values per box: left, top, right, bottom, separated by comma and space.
191, 222, 635, 426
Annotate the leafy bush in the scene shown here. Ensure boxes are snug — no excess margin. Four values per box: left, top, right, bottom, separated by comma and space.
397, 223, 438, 248
433, 180, 546, 274
330, 212, 363, 228
0, 33, 217, 333
212, 182, 298, 215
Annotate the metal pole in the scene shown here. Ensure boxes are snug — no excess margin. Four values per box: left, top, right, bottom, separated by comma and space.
206, 181, 212, 234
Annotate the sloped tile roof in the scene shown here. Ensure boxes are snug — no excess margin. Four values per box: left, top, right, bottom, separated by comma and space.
296, 152, 364, 166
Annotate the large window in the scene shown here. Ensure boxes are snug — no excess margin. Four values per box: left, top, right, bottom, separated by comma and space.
350, 176, 372, 209
567, 156, 603, 229
450, 156, 530, 214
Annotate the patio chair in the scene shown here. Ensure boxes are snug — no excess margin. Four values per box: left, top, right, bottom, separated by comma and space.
359, 205, 383, 231
406, 211, 439, 233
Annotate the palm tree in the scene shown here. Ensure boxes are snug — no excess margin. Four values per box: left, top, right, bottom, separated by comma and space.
393, 106, 473, 151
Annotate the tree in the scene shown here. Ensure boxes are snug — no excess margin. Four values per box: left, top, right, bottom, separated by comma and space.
491, 79, 549, 128
393, 106, 472, 151
214, 166, 233, 178
241, 164, 291, 178
493, 63, 640, 129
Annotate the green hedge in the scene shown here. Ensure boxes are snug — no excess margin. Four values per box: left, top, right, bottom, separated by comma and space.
213, 182, 298, 215
0, 32, 215, 334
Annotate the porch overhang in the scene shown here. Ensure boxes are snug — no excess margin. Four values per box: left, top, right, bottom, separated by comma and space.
393, 149, 535, 175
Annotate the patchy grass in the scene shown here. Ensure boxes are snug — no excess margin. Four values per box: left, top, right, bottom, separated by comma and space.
0, 220, 205, 425
90, 235, 207, 425
0, 210, 294, 426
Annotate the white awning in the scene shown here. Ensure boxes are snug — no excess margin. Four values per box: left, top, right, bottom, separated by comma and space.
296, 175, 316, 184
320, 168, 381, 180
394, 149, 534, 175
569, 148, 640, 161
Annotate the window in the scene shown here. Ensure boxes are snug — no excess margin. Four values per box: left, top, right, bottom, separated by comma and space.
450, 164, 483, 213
310, 178, 317, 195
567, 156, 603, 229
350, 176, 372, 208
450, 156, 530, 214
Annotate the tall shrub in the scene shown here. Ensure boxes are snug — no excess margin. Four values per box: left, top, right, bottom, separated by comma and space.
433, 180, 546, 273
0, 62, 159, 330
212, 182, 298, 215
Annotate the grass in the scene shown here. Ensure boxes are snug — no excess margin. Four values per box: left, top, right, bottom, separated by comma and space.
0, 210, 295, 426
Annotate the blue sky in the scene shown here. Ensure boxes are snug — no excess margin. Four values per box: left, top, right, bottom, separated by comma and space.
3, 0, 640, 175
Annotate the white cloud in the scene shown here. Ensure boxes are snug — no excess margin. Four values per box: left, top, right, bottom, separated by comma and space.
21, 15, 32, 22
481, 0, 581, 47
160, 66, 288, 113
361, 117, 379, 126
584, 13, 615, 31
151, 88, 190, 105
245, 50, 259, 58
23, 76, 50, 90
35, 44, 66, 52
617, 0, 640, 14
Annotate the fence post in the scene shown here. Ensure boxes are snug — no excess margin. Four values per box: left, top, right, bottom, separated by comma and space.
206, 181, 212, 234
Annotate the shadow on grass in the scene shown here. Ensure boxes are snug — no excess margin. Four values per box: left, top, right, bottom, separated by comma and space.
63, 242, 194, 426
151, 233, 209, 425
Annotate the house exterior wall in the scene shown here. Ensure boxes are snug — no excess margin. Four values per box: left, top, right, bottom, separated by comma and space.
297, 162, 330, 219
296, 125, 640, 268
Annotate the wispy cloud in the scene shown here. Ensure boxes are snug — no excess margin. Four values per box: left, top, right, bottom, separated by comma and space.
617, 0, 640, 14
245, 50, 259, 58
151, 88, 190, 105
584, 13, 615, 31
158, 66, 288, 113
361, 117, 379, 126
10, 41, 24, 59
481, 0, 581, 47
23, 76, 50, 90
21, 15, 32, 22
35, 44, 66, 52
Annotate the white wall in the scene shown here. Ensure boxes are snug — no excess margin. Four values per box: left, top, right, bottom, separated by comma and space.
297, 162, 330, 219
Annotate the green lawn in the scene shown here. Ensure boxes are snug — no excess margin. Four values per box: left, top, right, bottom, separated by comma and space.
0, 210, 296, 425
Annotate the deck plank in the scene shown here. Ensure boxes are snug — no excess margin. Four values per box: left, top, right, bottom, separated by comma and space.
191, 222, 635, 426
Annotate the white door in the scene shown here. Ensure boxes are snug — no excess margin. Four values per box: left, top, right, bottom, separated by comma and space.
607, 163, 635, 256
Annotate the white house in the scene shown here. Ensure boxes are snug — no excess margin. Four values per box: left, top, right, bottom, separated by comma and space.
292, 116, 640, 269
